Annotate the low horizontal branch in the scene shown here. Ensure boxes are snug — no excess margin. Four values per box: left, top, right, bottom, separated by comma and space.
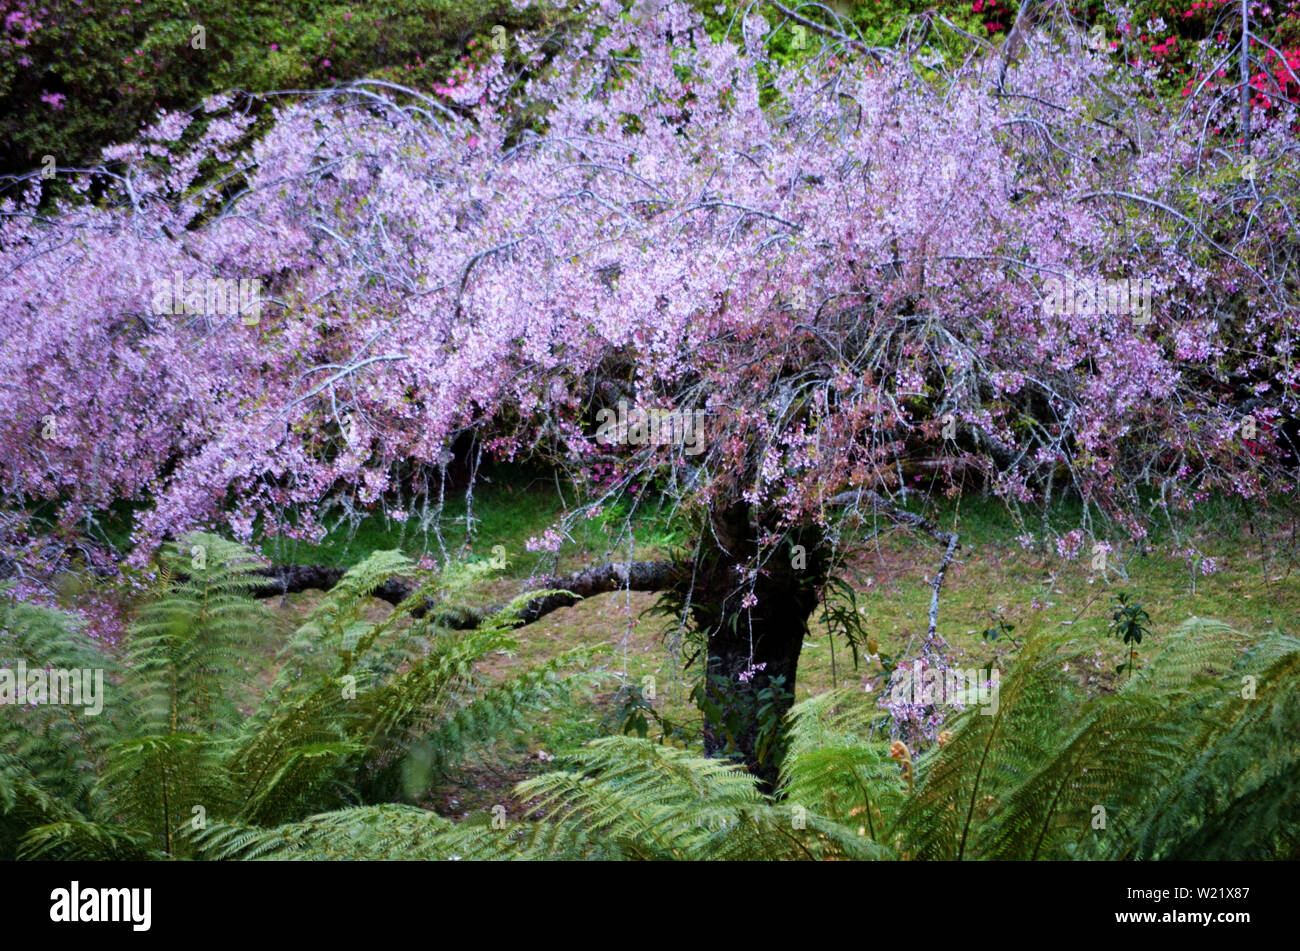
250, 559, 679, 630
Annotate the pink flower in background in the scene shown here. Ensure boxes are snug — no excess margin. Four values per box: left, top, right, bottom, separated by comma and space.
39, 90, 66, 110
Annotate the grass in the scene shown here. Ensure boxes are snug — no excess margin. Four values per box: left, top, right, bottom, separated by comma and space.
253, 466, 685, 577
796, 493, 1298, 706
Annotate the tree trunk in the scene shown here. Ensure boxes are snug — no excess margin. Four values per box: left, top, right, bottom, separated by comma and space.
686, 502, 827, 790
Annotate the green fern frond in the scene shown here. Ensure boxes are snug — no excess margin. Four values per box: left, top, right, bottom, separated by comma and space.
1121, 630, 1300, 860
778, 689, 903, 840
394, 645, 607, 802
99, 732, 227, 858
1122, 616, 1251, 693
0, 592, 122, 857
19, 816, 166, 861
127, 533, 270, 737
979, 693, 1201, 860
897, 619, 1300, 861
512, 736, 769, 859
896, 632, 1083, 859
196, 804, 455, 860
283, 549, 414, 662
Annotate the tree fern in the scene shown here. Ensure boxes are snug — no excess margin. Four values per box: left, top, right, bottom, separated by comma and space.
898, 619, 1300, 861
126, 534, 269, 738
1119, 629, 1300, 860
777, 689, 903, 848
223, 557, 599, 825
895, 630, 1084, 859
0, 591, 122, 859
4, 534, 597, 860
397, 645, 605, 802
197, 804, 457, 861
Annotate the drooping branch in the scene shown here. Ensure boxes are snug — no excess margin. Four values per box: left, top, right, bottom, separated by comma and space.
826, 488, 961, 640
250, 559, 679, 630
927, 532, 961, 642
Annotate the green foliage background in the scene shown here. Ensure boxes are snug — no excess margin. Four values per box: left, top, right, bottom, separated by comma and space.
11, 0, 1300, 181
1, 0, 539, 177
